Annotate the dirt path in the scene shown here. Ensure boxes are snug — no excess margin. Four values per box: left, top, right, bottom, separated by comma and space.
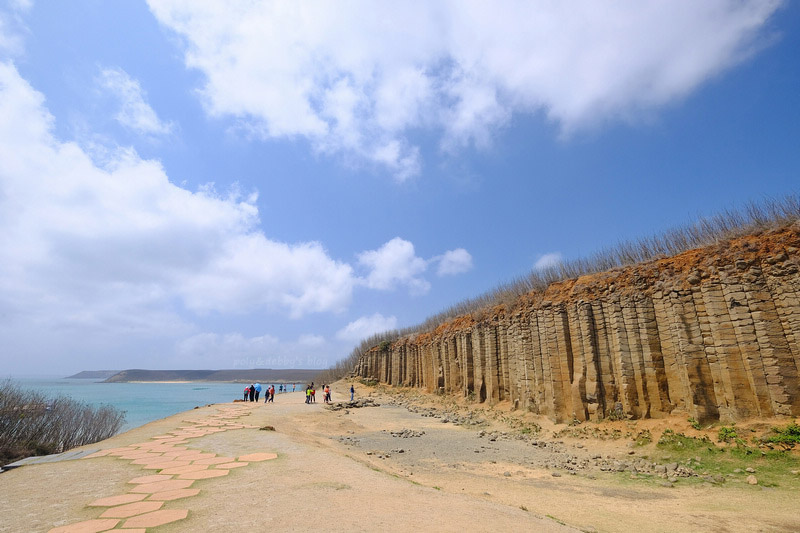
0, 384, 797, 532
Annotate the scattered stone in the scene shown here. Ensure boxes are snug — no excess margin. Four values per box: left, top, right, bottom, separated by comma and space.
551, 472, 561, 477
259, 425, 275, 431
747, 475, 758, 485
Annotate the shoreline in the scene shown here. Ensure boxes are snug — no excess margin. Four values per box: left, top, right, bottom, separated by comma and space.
2, 383, 798, 532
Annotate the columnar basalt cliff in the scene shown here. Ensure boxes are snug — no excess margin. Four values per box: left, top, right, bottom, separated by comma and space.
356, 226, 800, 423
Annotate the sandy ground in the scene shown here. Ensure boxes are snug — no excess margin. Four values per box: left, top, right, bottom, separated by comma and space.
0, 382, 798, 532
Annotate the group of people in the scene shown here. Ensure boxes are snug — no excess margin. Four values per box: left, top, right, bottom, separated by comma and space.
243, 383, 286, 403
242, 382, 354, 404
302, 383, 334, 404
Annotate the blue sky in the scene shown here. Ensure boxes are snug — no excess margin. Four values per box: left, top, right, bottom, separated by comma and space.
1, 1, 798, 375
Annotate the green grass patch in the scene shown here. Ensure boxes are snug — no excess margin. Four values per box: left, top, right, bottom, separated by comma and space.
655, 429, 800, 488
717, 425, 738, 443
760, 421, 800, 447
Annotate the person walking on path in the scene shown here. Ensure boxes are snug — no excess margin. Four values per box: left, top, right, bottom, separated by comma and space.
305, 385, 311, 404
254, 383, 262, 402
350, 384, 355, 402
249, 384, 256, 402
244, 386, 250, 401
268, 385, 275, 402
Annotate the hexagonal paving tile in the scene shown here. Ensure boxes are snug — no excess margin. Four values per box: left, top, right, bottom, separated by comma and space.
215, 462, 248, 469
158, 464, 209, 475
128, 474, 173, 484
88, 494, 147, 507
99, 501, 163, 518
147, 488, 200, 501
122, 509, 188, 528
47, 518, 120, 533
129, 479, 195, 494
178, 469, 229, 480
139, 459, 192, 470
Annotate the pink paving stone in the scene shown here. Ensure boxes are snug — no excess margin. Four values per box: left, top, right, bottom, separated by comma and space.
192, 456, 234, 465
129, 479, 195, 494
47, 518, 120, 533
173, 433, 205, 439
115, 530, 146, 533
120, 451, 163, 460
122, 509, 189, 528
173, 452, 217, 461
155, 442, 184, 448
128, 474, 174, 484
139, 460, 192, 470
99, 501, 164, 518
178, 469, 229, 480
88, 494, 147, 507
130, 455, 166, 465
215, 462, 248, 469
238, 452, 278, 462
152, 435, 174, 439
147, 488, 200, 501
158, 464, 209, 475
160, 449, 193, 457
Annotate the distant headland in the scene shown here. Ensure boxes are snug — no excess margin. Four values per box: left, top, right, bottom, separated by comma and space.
65, 369, 319, 383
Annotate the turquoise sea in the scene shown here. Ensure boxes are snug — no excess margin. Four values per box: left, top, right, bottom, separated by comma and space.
5, 377, 301, 432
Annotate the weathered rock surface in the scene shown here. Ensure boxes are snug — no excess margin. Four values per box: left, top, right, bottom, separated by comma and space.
356, 226, 800, 422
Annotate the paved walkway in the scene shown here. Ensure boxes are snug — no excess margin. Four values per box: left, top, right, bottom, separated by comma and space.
48, 403, 274, 532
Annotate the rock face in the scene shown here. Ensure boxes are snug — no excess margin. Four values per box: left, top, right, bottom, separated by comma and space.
355, 227, 800, 423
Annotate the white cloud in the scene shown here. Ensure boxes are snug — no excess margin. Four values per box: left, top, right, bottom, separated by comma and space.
147, 0, 782, 178
97, 67, 173, 136
174, 332, 329, 369
297, 334, 325, 347
436, 248, 473, 276
0, 61, 357, 342
534, 252, 563, 271
357, 237, 430, 294
336, 313, 398, 342
0, 60, 469, 372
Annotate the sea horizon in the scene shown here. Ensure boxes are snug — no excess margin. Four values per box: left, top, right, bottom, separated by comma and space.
5, 376, 306, 433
